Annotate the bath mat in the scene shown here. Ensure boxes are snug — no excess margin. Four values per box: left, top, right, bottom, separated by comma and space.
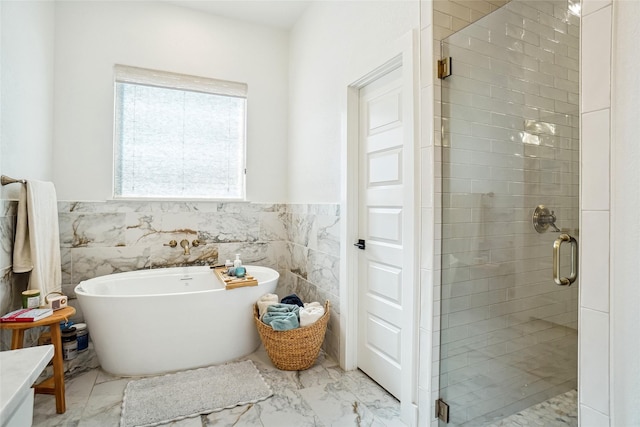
120, 360, 272, 427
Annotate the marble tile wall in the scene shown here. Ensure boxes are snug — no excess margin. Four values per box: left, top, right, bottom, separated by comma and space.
0, 200, 17, 317
0, 200, 341, 364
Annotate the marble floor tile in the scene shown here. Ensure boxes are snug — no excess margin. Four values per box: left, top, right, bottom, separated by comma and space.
298, 381, 382, 427
32, 348, 398, 427
31, 347, 575, 427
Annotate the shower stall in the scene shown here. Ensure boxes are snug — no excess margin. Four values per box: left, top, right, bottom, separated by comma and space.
437, 0, 580, 425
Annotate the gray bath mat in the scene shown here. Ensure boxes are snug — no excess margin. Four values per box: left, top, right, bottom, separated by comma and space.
120, 360, 272, 427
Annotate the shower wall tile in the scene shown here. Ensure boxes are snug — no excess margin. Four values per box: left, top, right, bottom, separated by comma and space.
580, 211, 610, 312
579, 308, 610, 415
580, 404, 610, 426
581, 5, 612, 113
581, 0, 611, 16
582, 109, 610, 210
432, 0, 505, 42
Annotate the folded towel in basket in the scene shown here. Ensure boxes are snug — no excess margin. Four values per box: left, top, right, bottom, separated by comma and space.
262, 303, 300, 331
257, 293, 279, 318
300, 302, 325, 327
281, 294, 304, 307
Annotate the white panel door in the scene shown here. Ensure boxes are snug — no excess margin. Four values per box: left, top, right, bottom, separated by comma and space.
357, 67, 405, 398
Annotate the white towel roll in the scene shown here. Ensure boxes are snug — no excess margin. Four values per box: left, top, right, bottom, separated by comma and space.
300, 302, 325, 327
257, 293, 279, 318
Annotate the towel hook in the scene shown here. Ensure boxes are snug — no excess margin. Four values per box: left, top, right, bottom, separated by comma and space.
1, 175, 26, 186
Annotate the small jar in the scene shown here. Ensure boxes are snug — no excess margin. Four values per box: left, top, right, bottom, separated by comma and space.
61, 327, 78, 360
235, 266, 246, 278
75, 323, 89, 352
22, 290, 40, 309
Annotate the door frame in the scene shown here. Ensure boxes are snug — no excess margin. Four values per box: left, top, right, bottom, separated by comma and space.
340, 30, 419, 426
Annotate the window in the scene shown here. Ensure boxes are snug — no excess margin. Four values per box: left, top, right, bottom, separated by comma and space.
113, 65, 247, 199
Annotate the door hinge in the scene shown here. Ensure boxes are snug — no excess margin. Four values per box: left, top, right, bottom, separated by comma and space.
438, 57, 452, 80
435, 398, 450, 423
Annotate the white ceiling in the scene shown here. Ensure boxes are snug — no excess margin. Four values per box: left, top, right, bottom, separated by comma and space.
164, 1, 313, 30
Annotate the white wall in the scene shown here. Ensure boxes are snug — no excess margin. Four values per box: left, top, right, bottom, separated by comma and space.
288, 1, 420, 203
53, 1, 289, 202
0, 0, 55, 200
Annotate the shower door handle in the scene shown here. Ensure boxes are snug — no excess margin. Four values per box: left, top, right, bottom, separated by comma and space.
553, 234, 578, 286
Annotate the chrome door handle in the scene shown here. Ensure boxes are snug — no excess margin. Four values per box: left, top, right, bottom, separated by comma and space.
553, 233, 578, 286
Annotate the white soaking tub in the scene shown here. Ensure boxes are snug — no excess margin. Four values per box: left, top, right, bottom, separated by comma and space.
74, 265, 278, 376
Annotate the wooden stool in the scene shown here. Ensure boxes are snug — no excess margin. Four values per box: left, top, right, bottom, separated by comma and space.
0, 306, 76, 414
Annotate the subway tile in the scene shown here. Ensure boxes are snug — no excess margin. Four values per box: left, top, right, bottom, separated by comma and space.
433, 24, 455, 41
554, 76, 579, 94
582, 109, 610, 210
581, 6, 611, 112
443, 102, 492, 124
522, 17, 556, 41
433, 0, 471, 22
540, 36, 567, 57
555, 54, 579, 72
452, 0, 491, 15
539, 85, 568, 102
580, 211, 610, 312
434, 9, 452, 29
539, 10, 569, 35
579, 308, 610, 415
506, 0, 540, 21
524, 43, 555, 63
505, 22, 540, 47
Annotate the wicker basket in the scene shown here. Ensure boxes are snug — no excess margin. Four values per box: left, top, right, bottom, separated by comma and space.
254, 301, 330, 371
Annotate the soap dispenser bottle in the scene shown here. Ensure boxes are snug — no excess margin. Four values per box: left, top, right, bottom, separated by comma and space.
233, 254, 242, 268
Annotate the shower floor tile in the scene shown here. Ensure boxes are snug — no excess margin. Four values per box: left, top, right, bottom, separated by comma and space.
487, 390, 578, 427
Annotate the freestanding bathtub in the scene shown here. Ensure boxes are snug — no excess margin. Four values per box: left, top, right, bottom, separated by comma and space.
74, 265, 278, 376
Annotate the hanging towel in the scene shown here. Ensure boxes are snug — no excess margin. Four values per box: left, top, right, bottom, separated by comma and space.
257, 293, 279, 318
300, 302, 325, 327
13, 186, 32, 273
13, 180, 62, 298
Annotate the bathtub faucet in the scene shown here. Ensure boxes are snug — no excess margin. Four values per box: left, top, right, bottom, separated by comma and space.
180, 239, 190, 255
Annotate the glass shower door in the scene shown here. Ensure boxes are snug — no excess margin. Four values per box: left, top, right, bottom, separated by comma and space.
437, 0, 580, 425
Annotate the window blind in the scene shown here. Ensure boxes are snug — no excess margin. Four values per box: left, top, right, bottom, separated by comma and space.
114, 65, 247, 98
113, 65, 247, 200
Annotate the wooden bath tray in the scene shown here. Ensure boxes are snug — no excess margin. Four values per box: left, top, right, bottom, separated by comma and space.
212, 266, 258, 290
